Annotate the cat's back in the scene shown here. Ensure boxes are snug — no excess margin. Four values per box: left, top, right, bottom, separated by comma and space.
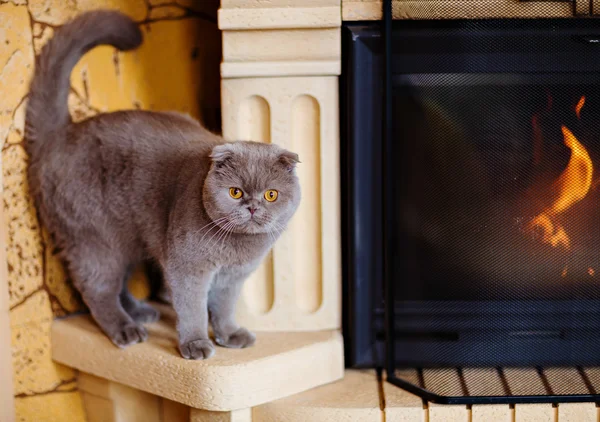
72, 109, 219, 154
30, 109, 220, 228
39, 109, 221, 185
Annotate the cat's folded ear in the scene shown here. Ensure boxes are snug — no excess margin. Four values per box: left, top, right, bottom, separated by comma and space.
210, 144, 235, 170
278, 150, 300, 173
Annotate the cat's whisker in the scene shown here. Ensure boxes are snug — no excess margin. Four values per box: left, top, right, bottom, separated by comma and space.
219, 224, 237, 250
204, 220, 232, 248
271, 229, 282, 242
198, 222, 219, 237
269, 220, 285, 239
198, 216, 229, 230
253, 216, 282, 242
218, 221, 239, 249
211, 220, 236, 250
198, 224, 221, 243
197, 216, 230, 241
199, 215, 231, 234
198, 216, 228, 231
208, 216, 241, 250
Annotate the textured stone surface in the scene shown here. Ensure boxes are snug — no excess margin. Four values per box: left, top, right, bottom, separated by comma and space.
148, 4, 187, 20
254, 370, 381, 421
28, 0, 148, 25
1, 0, 221, 420
52, 315, 344, 411
10, 290, 76, 397
71, 17, 219, 120
3, 144, 44, 310
150, 0, 219, 20
14, 391, 87, 422
42, 228, 84, 316
0, 3, 34, 149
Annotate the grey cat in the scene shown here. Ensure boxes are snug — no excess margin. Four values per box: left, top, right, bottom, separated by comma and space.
25, 10, 301, 359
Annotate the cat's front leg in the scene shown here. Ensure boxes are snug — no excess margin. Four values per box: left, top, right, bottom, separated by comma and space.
166, 268, 216, 359
209, 267, 256, 349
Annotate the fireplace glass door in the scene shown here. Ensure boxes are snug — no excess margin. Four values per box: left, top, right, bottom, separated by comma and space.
392, 73, 600, 362
386, 20, 600, 372
340, 17, 600, 403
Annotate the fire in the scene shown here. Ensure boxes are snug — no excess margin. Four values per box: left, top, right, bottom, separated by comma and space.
576, 96, 586, 119
528, 97, 593, 252
549, 126, 593, 215
530, 213, 570, 249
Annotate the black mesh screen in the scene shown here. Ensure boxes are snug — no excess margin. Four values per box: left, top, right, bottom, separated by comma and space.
383, 15, 600, 403
394, 78, 600, 301
386, 2, 577, 20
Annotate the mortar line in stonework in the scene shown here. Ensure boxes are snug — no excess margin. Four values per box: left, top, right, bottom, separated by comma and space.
8, 285, 43, 311
14, 378, 78, 399
69, 87, 101, 115
141, 0, 152, 21
140, 14, 217, 26
143, 1, 217, 25
376, 368, 386, 421
3, 142, 22, 152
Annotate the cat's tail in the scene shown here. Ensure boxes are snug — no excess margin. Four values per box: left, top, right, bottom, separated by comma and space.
25, 10, 142, 155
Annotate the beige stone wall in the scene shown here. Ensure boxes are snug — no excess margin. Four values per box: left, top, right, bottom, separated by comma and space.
0, 1, 221, 420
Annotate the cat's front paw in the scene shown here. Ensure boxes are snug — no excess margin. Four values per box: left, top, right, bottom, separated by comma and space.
215, 327, 256, 349
179, 338, 215, 360
111, 323, 148, 348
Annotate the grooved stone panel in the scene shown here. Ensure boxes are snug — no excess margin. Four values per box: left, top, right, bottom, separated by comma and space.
222, 77, 341, 331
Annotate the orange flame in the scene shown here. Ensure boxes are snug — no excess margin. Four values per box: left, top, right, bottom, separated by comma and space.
576, 96, 586, 119
528, 97, 592, 252
549, 126, 593, 215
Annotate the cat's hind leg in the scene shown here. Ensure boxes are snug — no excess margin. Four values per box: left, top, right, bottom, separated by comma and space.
120, 274, 161, 324
145, 259, 172, 304
68, 247, 148, 348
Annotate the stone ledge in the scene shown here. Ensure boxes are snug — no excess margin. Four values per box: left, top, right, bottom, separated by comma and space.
221, 60, 341, 78
253, 370, 383, 421
219, 6, 341, 30
51, 314, 344, 412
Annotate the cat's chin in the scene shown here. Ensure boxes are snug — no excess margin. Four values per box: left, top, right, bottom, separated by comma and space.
228, 219, 272, 236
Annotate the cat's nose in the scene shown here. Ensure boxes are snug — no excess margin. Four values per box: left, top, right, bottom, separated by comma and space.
247, 206, 257, 216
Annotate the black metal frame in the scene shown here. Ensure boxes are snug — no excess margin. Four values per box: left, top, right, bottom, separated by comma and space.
380, 0, 600, 404
341, 20, 388, 369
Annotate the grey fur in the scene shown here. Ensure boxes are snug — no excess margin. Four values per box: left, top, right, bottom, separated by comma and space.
25, 10, 301, 359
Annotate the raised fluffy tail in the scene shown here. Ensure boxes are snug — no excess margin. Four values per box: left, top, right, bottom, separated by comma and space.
25, 10, 142, 155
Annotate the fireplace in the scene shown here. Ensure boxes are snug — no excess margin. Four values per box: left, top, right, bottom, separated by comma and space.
342, 16, 600, 403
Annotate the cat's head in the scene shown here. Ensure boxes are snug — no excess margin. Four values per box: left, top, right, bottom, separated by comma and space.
203, 141, 301, 235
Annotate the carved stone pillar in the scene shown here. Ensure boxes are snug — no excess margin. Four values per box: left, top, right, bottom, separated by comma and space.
219, 0, 342, 331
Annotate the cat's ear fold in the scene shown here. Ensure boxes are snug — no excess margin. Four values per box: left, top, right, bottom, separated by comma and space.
278, 150, 300, 173
210, 144, 235, 169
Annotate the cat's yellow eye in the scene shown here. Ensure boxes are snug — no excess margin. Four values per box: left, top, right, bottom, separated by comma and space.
264, 189, 278, 202
229, 187, 243, 199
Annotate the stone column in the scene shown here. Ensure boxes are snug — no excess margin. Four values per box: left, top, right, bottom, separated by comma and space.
219, 0, 342, 331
